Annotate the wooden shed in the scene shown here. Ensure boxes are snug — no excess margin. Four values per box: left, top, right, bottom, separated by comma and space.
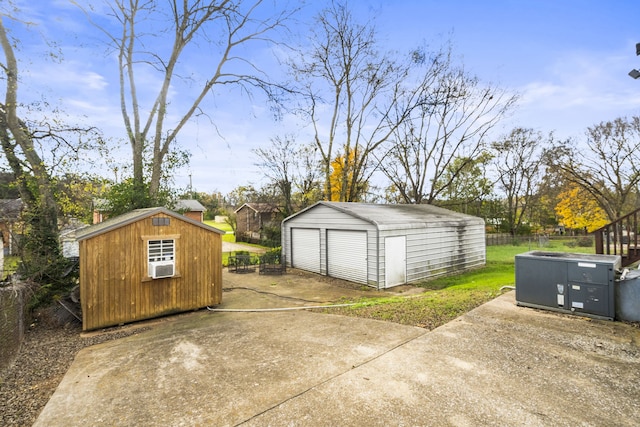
282, 202, 485, 289
76, 207, 224, 331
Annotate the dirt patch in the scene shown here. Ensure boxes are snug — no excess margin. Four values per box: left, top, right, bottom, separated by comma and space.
0, 308, 147, 427
220, 267, 426, 310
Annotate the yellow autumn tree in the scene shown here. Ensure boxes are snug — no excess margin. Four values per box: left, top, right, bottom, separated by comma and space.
555, 186, 608, 232
327, 149, 368, 202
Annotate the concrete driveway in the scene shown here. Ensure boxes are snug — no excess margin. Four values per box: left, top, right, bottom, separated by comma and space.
35, 270, 640, 426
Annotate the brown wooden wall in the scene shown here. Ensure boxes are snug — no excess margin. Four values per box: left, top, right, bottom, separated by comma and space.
235, 206, 255, 235
182, 211, 203, 222
80, 212, 222, 331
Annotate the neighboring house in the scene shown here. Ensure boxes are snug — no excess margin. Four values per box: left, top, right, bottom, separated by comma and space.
282, 202, 486, 289
234, 203, 279, 242
92, 198, 110, 224
93, 198, 206, 224
174, 199, 206, 222
76, 207, 224, 331
59, 218, 90, 259
0, 199, 23, 255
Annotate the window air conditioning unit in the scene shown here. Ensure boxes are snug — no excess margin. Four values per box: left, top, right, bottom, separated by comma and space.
149, 261, 175, 279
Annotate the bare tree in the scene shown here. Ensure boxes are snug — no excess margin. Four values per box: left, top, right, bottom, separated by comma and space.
78, 0, 296, 206
254, 135, 323, 215
0, 15, 93, 289
253, 135, 296, 217
492, 128, 546, 235
433, 152, 494, 216
546, 116, 640, 221
293, 143, 323, 209
291, 0, 409, 202
379, 46, 517, 204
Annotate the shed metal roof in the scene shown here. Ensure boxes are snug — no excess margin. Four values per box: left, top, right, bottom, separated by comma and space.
76, 207, 224, 241
285, 202, 484, 231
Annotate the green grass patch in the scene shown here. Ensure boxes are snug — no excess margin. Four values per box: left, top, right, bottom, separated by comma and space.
205, 220, 233, 232
327, 240, 597, 330
2, 256, 19, 280
204, 220, 236, 243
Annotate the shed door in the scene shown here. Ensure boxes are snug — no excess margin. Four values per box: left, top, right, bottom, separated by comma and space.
327, 230, 367, 284
385, 236, 406, 287
291, 228, 321, 273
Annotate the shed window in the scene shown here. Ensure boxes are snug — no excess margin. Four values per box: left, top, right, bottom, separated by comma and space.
148, 239, 174, 262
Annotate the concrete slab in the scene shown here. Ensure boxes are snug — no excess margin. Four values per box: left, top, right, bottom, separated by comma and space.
34, 310, 425, 426
246, 294, 640, 427
35, 292, 640, 426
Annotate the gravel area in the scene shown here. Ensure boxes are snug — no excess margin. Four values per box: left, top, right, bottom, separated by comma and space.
0, 307, 149, 427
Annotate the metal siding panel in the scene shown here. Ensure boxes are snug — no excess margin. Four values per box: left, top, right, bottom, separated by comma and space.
327, 230, 368, 284
404, 223, 486, 282
291, 228, 321, 273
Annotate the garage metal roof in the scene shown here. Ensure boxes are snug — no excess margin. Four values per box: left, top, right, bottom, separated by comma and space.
286, 202, 484, 231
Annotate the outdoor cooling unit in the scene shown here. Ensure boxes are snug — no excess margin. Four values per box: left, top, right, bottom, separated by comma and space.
515, 251, 621, 320
149, 261, 175, 279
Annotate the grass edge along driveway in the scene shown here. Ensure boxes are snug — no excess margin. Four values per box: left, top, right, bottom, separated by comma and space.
324, 241, 595, 330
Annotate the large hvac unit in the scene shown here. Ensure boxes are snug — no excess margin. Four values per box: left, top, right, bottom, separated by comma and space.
515, 251, 620, 320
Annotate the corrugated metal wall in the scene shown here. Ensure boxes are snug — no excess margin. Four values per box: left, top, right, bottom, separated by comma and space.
291, 228, 321, 273
327, 230, 368, 284
283, 204, 377, 281
283, 203, 485, 289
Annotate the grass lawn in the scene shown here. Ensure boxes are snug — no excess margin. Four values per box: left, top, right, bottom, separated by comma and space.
204, 220, 236, 243
326, 237, 596, 330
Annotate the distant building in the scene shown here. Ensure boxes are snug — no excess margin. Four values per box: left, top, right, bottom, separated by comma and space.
174, 199, 206, 223
92, 199, 206, 224
234, 203, 279, 242
0, 199, 23, 255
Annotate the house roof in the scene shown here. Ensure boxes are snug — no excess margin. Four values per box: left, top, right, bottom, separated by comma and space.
234, 202, 279, 214
76, 207, 224, 241
175, 199, 206, 212
0, 198, 23, 220
284, 201, 484, 231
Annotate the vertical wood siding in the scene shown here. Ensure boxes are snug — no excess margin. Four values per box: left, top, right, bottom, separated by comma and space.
80, 213, 222, 331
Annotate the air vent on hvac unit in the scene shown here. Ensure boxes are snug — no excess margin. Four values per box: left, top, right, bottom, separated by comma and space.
149, 261, 175, 279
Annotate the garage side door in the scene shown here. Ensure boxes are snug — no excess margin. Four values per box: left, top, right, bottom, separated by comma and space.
385, 236, 406, 287
291, 228, 321, 274
327, 230, 367, 284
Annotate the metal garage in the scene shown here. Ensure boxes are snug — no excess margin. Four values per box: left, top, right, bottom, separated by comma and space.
282, 202, 486, 289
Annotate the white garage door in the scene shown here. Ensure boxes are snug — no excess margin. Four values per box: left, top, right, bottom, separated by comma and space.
327, 230, 367, 284
291, 228, 321, 273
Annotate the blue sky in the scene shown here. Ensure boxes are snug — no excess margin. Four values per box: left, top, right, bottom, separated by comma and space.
3, 0, 640, 195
